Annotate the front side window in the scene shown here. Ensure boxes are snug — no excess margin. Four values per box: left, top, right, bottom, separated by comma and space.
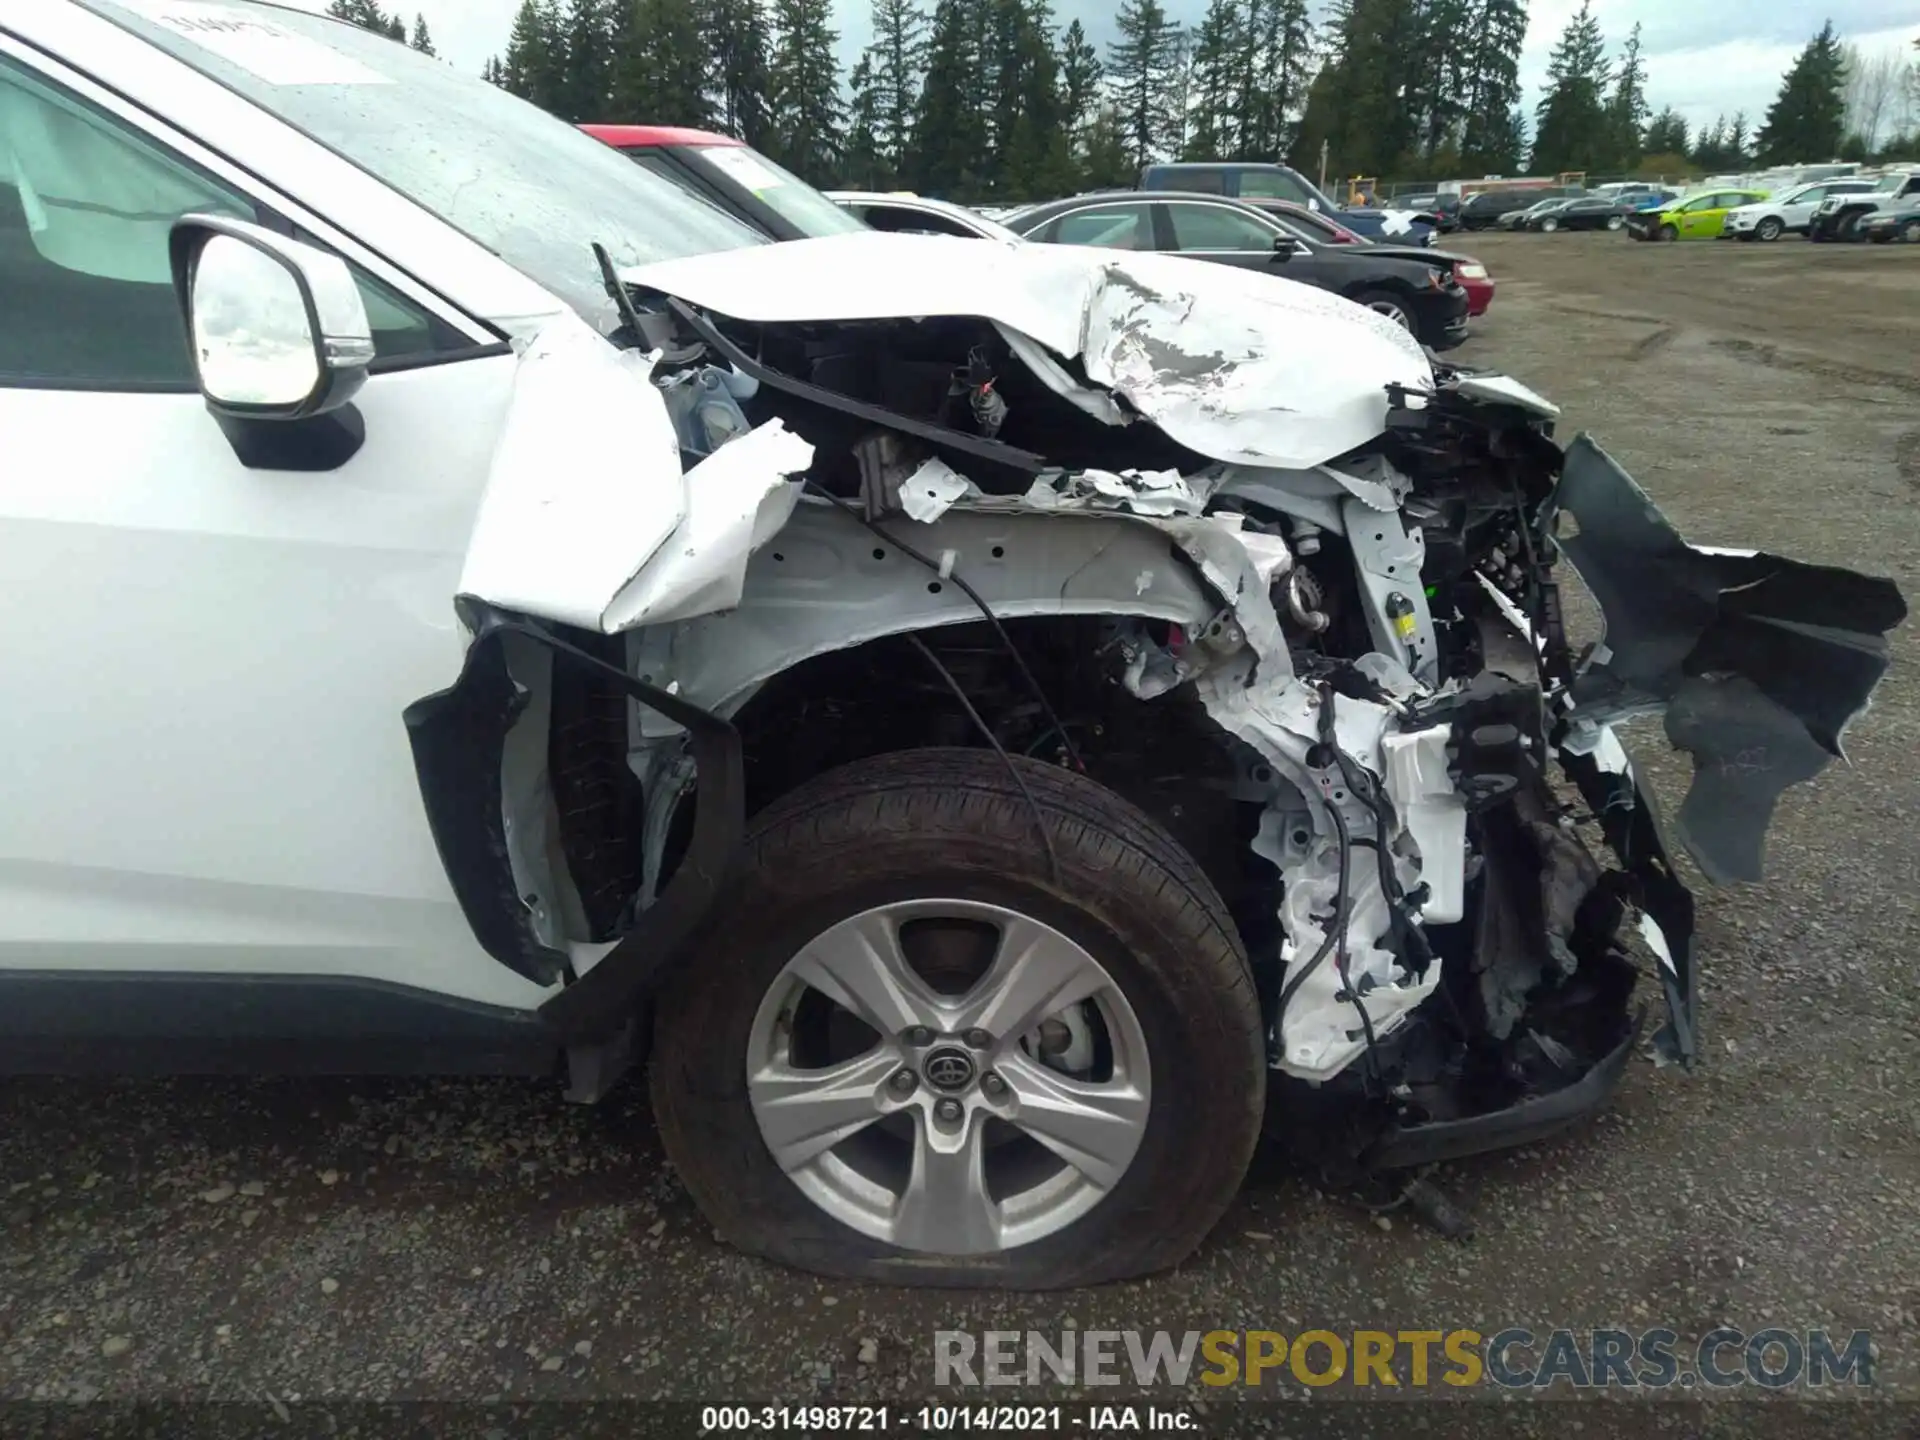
1165, 204, 1277, 251
0, 52, 250, 386
1, 52, 477, 388
1238, 170, 1313, 203
1048, 205, 1151, 249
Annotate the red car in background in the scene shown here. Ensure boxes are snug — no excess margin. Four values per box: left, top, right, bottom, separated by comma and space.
1244, 197, 1496, 318
578, 124, 866, 242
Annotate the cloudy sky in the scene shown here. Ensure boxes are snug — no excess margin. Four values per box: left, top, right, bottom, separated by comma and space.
295, 0, 1918, 139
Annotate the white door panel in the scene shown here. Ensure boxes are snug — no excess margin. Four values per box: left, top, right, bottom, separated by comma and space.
0, 361, 552, 1009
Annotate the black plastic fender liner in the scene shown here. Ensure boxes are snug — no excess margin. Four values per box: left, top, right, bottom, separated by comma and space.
1558, 743, 1699, 1067
404, 603, 744, 1037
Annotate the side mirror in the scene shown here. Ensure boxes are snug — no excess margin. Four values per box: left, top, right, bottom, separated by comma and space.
1271, 234, 1300, 260
169, 214, 373, 421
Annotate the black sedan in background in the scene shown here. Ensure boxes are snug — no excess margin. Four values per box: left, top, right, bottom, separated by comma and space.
1002, 192, 1469, 349
1524, 195, 1630, 232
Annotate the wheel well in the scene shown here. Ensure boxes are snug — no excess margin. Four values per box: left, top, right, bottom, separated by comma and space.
726, 616, 1277, 941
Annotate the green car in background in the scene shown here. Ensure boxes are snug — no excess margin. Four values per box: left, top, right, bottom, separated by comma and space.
1626, 189, 1770, 241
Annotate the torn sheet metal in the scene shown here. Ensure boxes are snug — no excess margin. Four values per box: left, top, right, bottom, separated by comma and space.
1550, 434, 1907, 883
1022, 468, 1207, 517
598, 420, 811, 629
900, 457, 976, 522
622, 233, 1433, 470
457, 313, 685, 632
458, 314, 812, 633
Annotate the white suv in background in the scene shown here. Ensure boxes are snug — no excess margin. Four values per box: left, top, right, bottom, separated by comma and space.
1724, 179, 1877, 241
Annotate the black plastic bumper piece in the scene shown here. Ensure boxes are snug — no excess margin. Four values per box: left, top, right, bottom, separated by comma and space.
1361, 1013, 1642, 1171
405, 604, 743, 1037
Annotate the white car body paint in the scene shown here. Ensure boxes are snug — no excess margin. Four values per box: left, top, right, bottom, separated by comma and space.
622, 233, 1433, 471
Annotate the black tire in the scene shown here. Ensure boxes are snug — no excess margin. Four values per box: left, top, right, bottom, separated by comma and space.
649, 747, 1265, 1288
1351, 287, 1417, 335
1659, 223, 1679, 242
1756, 216, 1783, 241
1837, 211, 1864, 242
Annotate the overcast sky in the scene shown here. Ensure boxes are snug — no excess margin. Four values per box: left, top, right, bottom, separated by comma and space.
290, 0, 1919, 140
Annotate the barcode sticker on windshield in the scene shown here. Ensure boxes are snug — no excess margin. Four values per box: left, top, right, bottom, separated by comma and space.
120, 3, 394, 85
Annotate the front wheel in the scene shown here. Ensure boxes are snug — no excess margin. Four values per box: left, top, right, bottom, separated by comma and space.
1352, 288, 1416, 334
1837, 213, 1864, 241
1901, 220, 1920, 244
650, 748, 1265, 1288
1540, 216, 1559, 233
1756, 216, 1783, 241
1605, 214, 1624, 231
1659, 224, 1679, 242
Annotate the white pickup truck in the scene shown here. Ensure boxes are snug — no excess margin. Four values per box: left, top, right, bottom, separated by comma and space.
1808, 170, 1920, 241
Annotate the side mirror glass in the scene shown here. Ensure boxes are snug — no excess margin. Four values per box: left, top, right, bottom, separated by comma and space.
1271, 234, 1299, 260
170, 214, 373, 420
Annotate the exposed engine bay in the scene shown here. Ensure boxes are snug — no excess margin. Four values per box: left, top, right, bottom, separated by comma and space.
441, 235, 1906, 1181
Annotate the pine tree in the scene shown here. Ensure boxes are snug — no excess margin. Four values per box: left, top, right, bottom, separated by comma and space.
766, 0, 843, 183
1530, 0, 1610, 176
909, 0, 989, 195
1408, 0, 1474, 166
1641, 106, 1689, 161
1603, 23, 1647, 171
1081, 103, 1136, 188
857, 0, 930, 186
1754, 22, 1849, 164
1303, 0, 1423, 181
1183, 0, 1244, 160
614, 0, 714, 127
409, 13, 435, 54
843, 56, 887, 187
558, 0, 615, 122
986, 0, 1069, 198
705, 0, 774, 144
1107, 0, 1185, 171
1056, 19, 1102, 167
482, 56, 506, 86
1458, 0, 1526, 175
1234, 0, 1313, 161
1726, 111, 1750, 166
500, 0, 567, 108
1691, 114, 1729, 171
326, 0, 407, 37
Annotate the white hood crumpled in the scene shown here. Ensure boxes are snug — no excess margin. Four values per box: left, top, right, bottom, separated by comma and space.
456, 232, 1458, 1083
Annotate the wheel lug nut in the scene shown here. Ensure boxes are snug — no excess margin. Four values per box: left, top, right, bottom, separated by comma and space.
981, 1072, 1006, 1098
963, 1028, 992, 1049
905, 1026, 933, 1047
890, 1069, 917, 1095
934, 1098, 964, 1123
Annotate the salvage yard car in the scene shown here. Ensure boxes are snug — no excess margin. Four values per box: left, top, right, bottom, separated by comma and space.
1808, 169, 1920, 241
1627, 188, 1769, 241
2, 0, 1907, 1290
1723, 177, 1877, 241
1001, 192, 1471, 348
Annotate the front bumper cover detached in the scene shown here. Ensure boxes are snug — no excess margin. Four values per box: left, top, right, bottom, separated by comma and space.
403, 603, 744, 1041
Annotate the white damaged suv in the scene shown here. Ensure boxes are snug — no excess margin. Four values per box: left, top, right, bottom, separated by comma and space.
2, 1, 1907, 1288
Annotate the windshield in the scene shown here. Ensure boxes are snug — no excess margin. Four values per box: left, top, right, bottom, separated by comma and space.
679, 144, 867, 239
89, 0, 766, 325
1872, 174, 1903, 192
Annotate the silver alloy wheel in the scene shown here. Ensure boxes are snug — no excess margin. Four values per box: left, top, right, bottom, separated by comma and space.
1540, 216, 1558, 232
1366, 297, 1414, 331
1756, 216, 1782, 241
1606, 214, 1623, 230
1902, 220, 1920, 244
745, 899, 1151, 1254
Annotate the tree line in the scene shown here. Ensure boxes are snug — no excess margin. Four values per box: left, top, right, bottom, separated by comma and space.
467, 0, 1537, 196
324, 0, 1917, 203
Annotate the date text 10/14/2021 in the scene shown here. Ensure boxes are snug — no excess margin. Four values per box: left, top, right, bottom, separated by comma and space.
701, 1406, 1199, 1432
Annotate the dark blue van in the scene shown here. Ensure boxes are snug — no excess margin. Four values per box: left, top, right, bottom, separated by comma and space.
1138, 162, 1438, 246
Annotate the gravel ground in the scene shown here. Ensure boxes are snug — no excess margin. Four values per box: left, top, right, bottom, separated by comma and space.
3, 230, 1916, 1433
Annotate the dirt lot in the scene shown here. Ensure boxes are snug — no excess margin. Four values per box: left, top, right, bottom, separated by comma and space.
3, 232, 1918, 1435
